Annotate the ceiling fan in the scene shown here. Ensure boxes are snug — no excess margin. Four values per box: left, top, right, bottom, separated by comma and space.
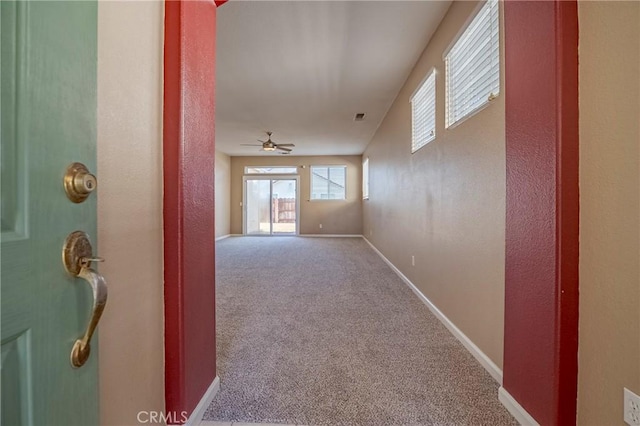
241, 131, 295, 154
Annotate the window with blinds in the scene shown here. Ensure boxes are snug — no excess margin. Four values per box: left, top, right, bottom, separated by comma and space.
445, 0, 500, 128
310, 166, 346, 200
410, 70, 436, 153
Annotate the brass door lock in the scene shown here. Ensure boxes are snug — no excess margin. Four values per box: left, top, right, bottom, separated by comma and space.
63, 162, 97, 203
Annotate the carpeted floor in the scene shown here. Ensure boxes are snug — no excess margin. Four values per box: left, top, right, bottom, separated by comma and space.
203, 237, 517, 426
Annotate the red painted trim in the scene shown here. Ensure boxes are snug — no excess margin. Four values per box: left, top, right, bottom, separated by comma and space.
503, 1, 579, 424
163, 0, 217, 421
215, 0, 227, 7
554, 3, 580, 424
163, 0, 185, 412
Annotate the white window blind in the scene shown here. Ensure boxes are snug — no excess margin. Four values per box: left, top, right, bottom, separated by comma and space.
362, 158, 369, 200
445, 0, 500, 128
310, 166, 346, 200
410, 70, 436, 153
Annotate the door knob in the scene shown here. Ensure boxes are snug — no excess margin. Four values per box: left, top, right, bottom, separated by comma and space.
63, 162, 97, 203
62, 231, 108, 368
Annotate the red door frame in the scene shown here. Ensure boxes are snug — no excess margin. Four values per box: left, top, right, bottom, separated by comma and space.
503, 1, 579, 424
161, 0, 580, 424
163, 0, 218, 420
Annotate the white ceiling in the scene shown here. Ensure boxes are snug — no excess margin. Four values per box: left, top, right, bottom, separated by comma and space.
216, 0, 452, 156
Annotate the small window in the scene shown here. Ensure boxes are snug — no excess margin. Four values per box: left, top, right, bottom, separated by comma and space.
445, 0, 500, 128
310, 166, 346, 200
362, 158, 370, 200
410, 70, 436, 153
244, 166, 298, 174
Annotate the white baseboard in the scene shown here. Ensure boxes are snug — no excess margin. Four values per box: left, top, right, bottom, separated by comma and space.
215, 234, 230, 242
301, 234, 363, 238
183, 376, 220, 426
498, 387, 539, 425
361, 237, 503, 384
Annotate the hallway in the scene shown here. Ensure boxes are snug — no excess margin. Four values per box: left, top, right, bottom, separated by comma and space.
203, 237, 516, 425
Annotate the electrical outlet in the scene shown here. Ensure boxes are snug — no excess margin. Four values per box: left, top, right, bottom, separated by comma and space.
411, 255, 415, 266
319, 223, 323, 229
625, 388, 640, 426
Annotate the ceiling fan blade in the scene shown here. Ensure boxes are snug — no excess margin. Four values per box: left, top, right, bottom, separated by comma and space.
276, 143, 295, 147
240, 144, 262, 146
257, 139, 267, 143
276, 146, 292, 152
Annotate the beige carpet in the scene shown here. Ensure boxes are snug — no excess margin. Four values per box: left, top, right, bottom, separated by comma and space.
204, 237, 516, 426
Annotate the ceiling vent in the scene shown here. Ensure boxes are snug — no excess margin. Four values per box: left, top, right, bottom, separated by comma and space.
354, 113, 366, 121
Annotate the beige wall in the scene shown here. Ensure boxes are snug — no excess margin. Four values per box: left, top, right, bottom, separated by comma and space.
577, 2, 640, 424
230, 155, 362, 235
362, 0, 506, 369
215, 151, 231, 238
97, 1, 165, 424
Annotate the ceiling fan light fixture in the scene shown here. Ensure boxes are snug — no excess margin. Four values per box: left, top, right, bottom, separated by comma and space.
263, 146, 276, 151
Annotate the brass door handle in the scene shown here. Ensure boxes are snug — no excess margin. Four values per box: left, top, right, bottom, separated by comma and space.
62, 231, 108, 368
71, 266, 107, 368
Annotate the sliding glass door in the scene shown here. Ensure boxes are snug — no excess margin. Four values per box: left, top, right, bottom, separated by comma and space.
244, 176, 298, 235
245, 179, 271, 235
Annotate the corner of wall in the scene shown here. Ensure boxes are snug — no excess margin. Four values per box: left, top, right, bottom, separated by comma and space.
215, 151, 231, 238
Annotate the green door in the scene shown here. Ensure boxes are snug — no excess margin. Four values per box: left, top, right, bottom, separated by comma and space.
1, 1, 100, 425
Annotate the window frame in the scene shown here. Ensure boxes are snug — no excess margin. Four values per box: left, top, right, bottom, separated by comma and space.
410, 68, 437, 153
362, 157, 369, 200
309, 165, 347, 201
443, 0, 500, 129
244, 166, 298, 174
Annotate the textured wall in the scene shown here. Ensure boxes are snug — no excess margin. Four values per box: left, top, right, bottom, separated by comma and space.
96, 1, 165, 424
362, 0, 506, 369
163, 0, 217, 417
229, 155, 362, 235
215, 151, 231, 238
577, 1, 640, 424
503, 1, 580, 424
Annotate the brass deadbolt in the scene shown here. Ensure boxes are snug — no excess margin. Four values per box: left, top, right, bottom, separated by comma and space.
64, 162, 97, 203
